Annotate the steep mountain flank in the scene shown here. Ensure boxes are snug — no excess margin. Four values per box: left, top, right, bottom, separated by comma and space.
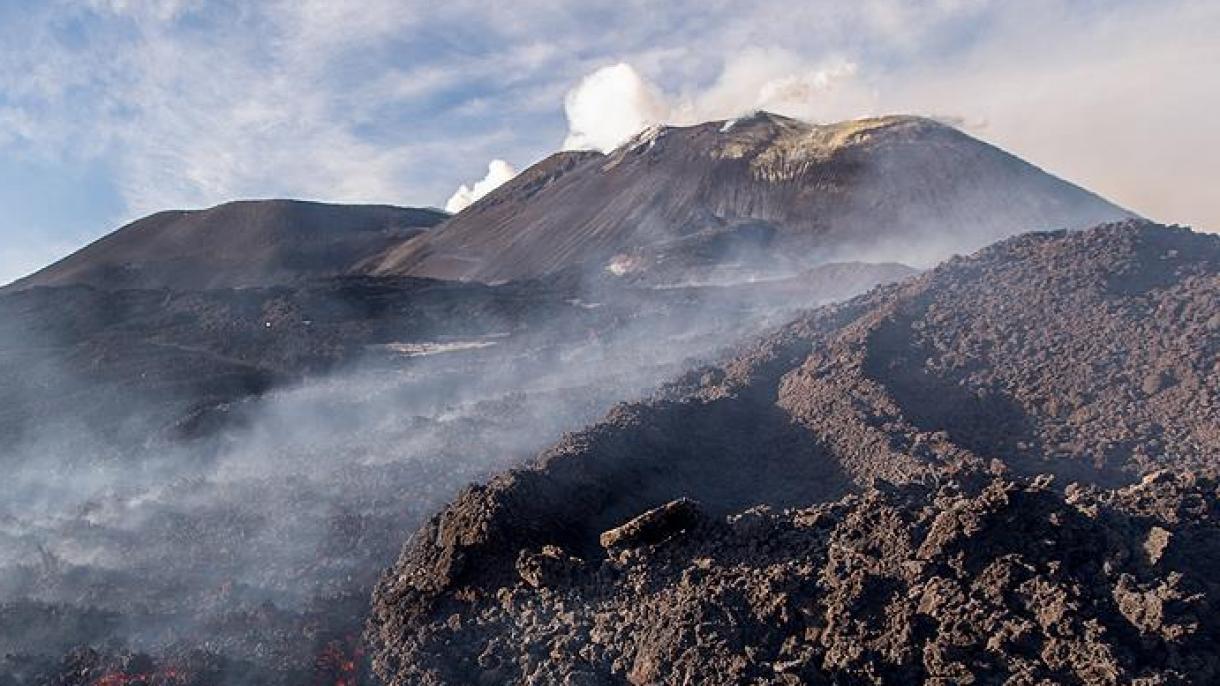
367, 113, 1130, 284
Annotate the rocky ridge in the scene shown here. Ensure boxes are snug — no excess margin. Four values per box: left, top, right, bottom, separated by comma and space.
376, 472, 1219, 685
369, 220, 1220, 685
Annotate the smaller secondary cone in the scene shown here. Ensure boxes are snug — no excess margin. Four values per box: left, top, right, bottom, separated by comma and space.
5, 199, 446, 292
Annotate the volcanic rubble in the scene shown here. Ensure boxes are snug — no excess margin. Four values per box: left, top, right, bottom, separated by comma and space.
369, 220, 1220, 685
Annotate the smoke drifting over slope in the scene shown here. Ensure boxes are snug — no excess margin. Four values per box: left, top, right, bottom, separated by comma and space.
0, 248, 909, 682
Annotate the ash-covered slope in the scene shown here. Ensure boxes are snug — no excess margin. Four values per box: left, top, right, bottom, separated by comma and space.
5, 199, 446, 292
370, 221, 1220, 685
366, 113, 1130, 284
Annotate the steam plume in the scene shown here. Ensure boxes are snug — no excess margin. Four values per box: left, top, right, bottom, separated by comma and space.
561, 63, 671, 153
561, 53, 868, 154
445, 159, 518, 213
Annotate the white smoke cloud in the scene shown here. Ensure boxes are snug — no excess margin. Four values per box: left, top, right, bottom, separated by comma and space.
561, 52, 873, 154
561, 62, 671, 153
445, 159, 518, 213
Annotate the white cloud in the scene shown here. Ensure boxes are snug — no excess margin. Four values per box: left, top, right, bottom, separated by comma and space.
445, 159, 518, 213
62, 3, 435, 217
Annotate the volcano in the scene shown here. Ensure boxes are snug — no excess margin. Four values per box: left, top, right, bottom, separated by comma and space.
0, 110, 1208, 686
365, 113, 1130, 284
4, 199, 446, 292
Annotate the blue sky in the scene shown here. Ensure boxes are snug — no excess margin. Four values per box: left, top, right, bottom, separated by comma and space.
1, 0, 1217, 284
